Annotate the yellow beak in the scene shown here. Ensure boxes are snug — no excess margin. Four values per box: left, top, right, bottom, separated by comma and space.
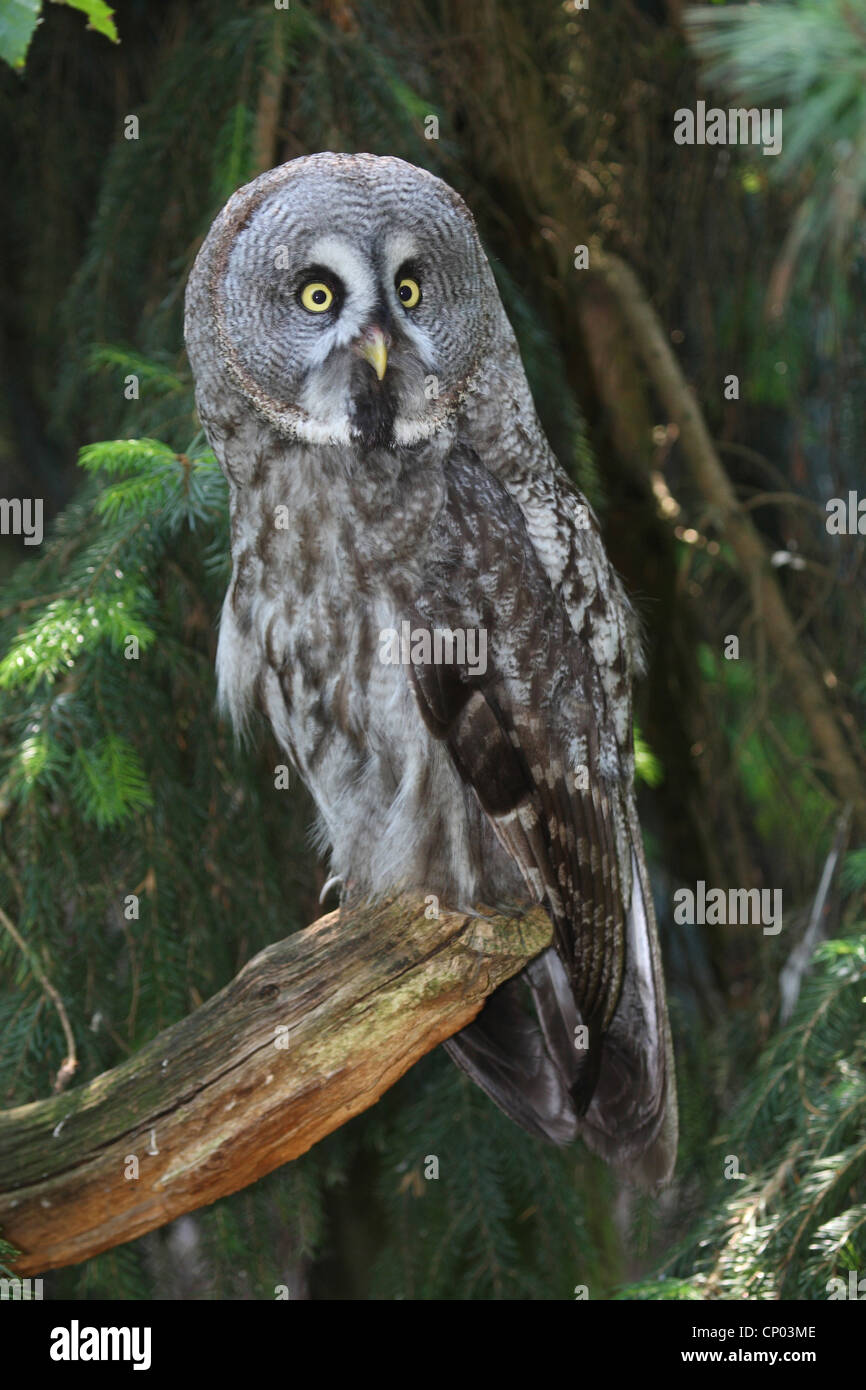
358, 327, 389, 381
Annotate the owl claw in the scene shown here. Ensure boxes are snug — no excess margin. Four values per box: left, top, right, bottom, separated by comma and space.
457, 901, 527, 921
319, 875, 343, 904
492, 899, 531, 920
457, 903, 493, 920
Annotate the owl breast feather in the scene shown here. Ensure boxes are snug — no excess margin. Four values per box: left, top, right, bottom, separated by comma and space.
217, 440, 515, 908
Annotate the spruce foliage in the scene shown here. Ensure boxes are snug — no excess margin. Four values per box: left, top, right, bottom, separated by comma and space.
625, 935, 866, 1300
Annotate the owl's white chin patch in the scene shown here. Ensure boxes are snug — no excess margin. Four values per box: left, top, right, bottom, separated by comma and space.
291, 415, 353, 446
392, 416, 440, 446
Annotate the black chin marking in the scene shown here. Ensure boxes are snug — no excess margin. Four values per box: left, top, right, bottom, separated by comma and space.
349, 361, 398, 449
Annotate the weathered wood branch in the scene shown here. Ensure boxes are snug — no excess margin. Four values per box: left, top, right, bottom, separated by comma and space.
0, 898, 551, 1276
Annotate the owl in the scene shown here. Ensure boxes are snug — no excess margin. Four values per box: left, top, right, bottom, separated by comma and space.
185, 153, 677, 1186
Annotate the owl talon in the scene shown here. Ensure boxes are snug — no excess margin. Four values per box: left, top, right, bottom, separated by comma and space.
460, 930, 492, 993
491, 899, 530, 920
319, 875, 343, 905
457, 903, 494, 921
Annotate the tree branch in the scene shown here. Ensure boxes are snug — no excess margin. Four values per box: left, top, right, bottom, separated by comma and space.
0, 897, 551, 1276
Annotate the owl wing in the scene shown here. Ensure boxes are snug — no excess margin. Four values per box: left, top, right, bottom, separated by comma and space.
407, 449, 675, 1183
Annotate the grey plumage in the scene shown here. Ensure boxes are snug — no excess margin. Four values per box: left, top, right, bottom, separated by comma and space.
184, 152, 677, 1185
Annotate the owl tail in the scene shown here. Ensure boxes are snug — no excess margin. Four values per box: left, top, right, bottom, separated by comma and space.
443, 848, 678, 1189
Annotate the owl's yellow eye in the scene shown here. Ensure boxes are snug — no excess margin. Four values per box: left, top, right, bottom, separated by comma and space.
300, 282, 334, 313
397, 277, 421, 309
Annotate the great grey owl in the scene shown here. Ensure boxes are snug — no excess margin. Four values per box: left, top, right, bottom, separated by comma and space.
184, 153, 677, 1186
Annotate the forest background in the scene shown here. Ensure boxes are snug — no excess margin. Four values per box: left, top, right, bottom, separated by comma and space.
0, 0, 864, 1300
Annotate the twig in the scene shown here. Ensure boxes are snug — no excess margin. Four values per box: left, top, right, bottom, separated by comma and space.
0, 905, 78, 1093
779, 806, 852, 1023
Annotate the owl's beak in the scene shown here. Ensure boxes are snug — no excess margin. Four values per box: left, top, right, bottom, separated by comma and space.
356, 325, 390, 381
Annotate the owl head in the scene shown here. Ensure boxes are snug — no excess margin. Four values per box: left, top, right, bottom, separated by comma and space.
185, 153, 500, 456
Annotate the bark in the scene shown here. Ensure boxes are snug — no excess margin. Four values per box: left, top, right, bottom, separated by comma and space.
0, 897, 550, 1276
